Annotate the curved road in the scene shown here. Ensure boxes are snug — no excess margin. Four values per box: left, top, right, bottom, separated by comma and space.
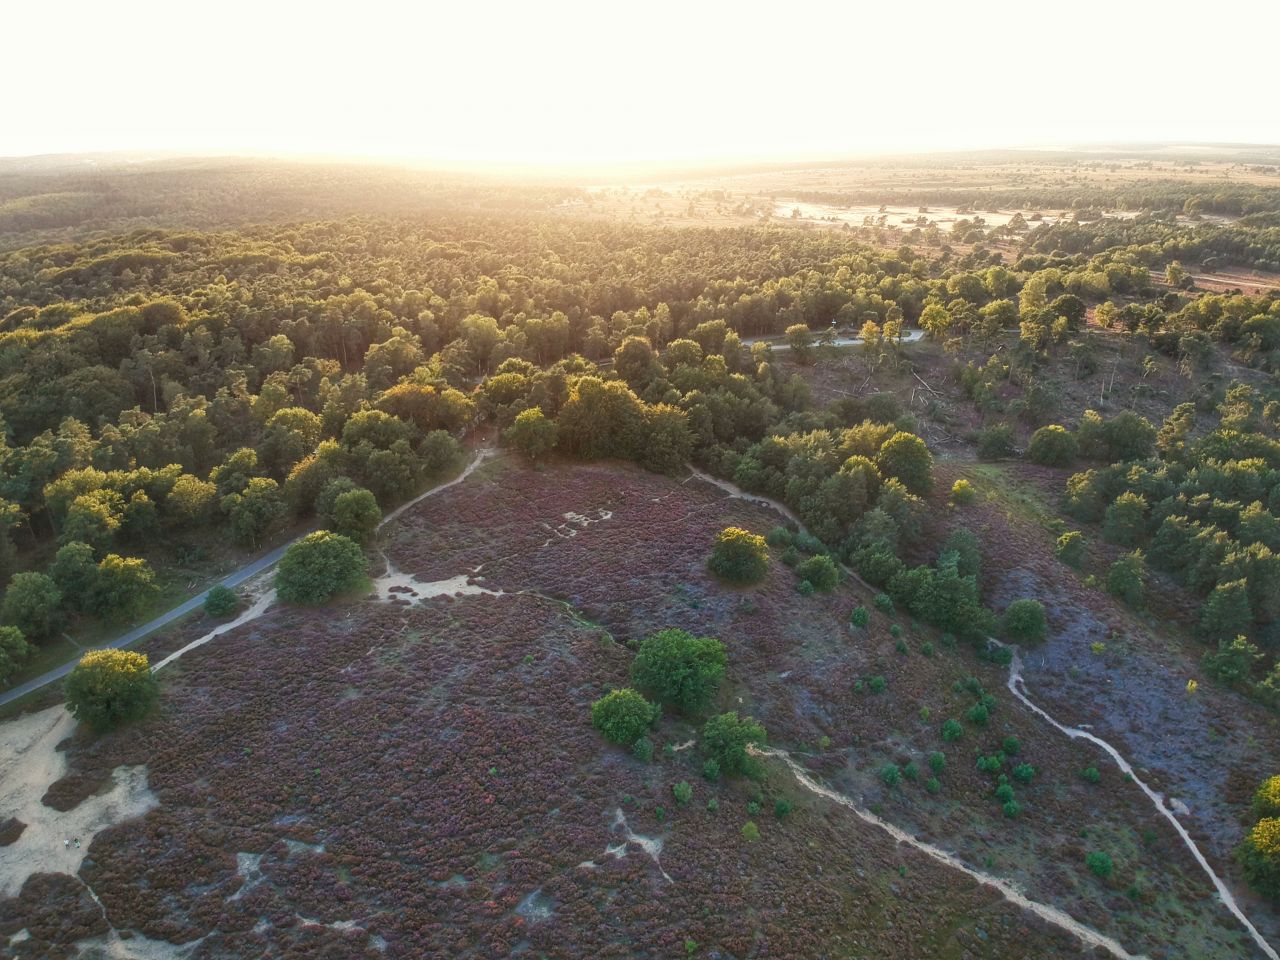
0, 540, 295, 709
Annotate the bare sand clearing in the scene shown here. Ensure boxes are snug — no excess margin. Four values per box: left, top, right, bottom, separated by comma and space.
0, 705, 157, 899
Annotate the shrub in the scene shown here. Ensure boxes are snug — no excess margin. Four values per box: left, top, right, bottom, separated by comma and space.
203, 585, 239, 618
928, 752, 946, 773
702, 758, 721, 781
0, 626, 32, 685
795, 554, 839, 592
977, 423, 1014, 460
1013, 763, 1036, 783
1255, 776, 1280, 819
1103, 492, 1148, 547
1239, 818, 1280, 900
672, 781, 693, 805
850, 606, 869, 628
632, 737, 655, 762
1203, 635, 1263, 686
925, 777, 941, 793
1028, 424, 1078, 465
966, 702, 990, 726
276, 531, 366, 605
503, 407, 558, 460
950, 478, 976, 505
591, 688, 657, 745
774, 798, 792, 819
706, 798, 719, 812
708, 527, 769, 585
747, 799, 761, 815
741, 820, 761, 842
977, 754, 1004, 773
330, 487, 381, 543
64, 649, 159, 732
941, 719, 964, 741
881, 764, 902, 786
1002, 598, 1047, 645
994, 783, 1015, 802
796, 579, 814, 596
765, 526, 793, 548
1, 572, 63, 641
1002, 736, 1020, 755
867, 675, 887, 693
873, 592, 895, 613
701, 712, 767, 779
903, 761, 919, 782
1003, 800, 1022, 819
1085, 850, 1114, 879
876, 431, 933, 495
1198, 580, 1253, 643
1081, 766, 1101, 783
631, 628, 727, 715
1056, 530, 1086, 568
1105, 551, 1146, 607
852, 547, 904, 587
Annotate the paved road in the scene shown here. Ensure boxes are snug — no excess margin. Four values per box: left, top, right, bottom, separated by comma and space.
0, 540, 295, 709
742, 329, 925, 349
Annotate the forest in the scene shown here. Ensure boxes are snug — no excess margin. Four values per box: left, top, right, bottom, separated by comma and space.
2, 155, 1280, 959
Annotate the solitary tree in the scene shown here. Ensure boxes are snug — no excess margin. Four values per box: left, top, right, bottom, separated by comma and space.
1002, 598, 1047, 645
591, 688, 658, 745
65, 649, 159, 732
631, 628, 727, 715
276, 531, 367, 605
708, 527, 769, 585
701, 711, 767, 779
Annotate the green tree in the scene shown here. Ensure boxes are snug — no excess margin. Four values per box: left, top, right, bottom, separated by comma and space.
222, 476, 286, 548
64, 648, 159, 732
1003, 598, 1047, 645
1239, 818, 1280, 901
276, 531, 367, 605
1, 572, 63, 641
49, 541, 98, 613
503, 407, 558, 461
1198, 579, 1253, 642
89, 554, 158, 622
330, 488, 381, 543
590, 688, 657, 745
701, 711, 767, 779
708, 527, 769, 585
795, 554, 839, 592
203, 585, 240, 619
1027, 425, 1078, 466
785, 324, 814, 363
1103, 492, 1148, 547
876, 432, 933, 495
1202, 635, 1262, 686
0, 625, 31, 685
630, 628, 727, 715
1106, 550, 1146, 607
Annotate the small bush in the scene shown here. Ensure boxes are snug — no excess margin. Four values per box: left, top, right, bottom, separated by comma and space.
774, 798, 792, 819
890, 623, 903, 638
850, 606, 869, 628
741, 820, 761, 842
672, 781, 693, 805
903, 762, 919, 782
203, 585, 239, 618
950, 478, 977, 505
708, 527, 769, 585
632, 737, 655, 762
65, 649, 159, 732
795, 579, 815, 596
795, 554, 839, 592
1028, 424, 1078, 466
867, 675, 887, 693
977, 754, 1004, 773
977, 423, 1015, 460
921, 640, 934, 656
747, 800, 761, 815
1239, 819, 1280, 900
881, 764, 902, 787
702, 758, 721, 781
966, 702, 990, 726
1002, 736, 1020, 756
994, 783, 1015, 802
925, 777, 941, 794
706, 797, 719, 812
1086, 851, 1114, 879
591, 688, 658, 745
1013, 763, 1036, 783
701, 711, 767, 779
1003, 800, 1022, 819
1105, 550, 1146, 608
1002, 598, 1047, 645
928, 752, 946, 773
1056, 530, 1086, 568
765, 526, 794, 548
873, 592, 894, 613
1081, 766, 1101, 783
941, 719, 964, 741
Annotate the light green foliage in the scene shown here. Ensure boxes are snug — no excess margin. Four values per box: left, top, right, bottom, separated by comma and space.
329, 487, 381, 543
631, 628, 727, 715
89, 554, 158, 621
64, 648, 159, 732
708, 527, 769, 585
1106, 550, 1146, 607
701, 711, 767, 779
672, 781, 693, 805
1086, 851, 1114, 879
590, 688, 657, 745
1, 572, 63, 640
275, 531, 366, 605
203, 585, 240, 618
1027, 424, 1078, 466
1002, 598, 1047, 645
795, 554, 839, 592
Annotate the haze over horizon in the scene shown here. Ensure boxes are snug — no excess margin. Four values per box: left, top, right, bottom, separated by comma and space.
7, 0, 1279, 171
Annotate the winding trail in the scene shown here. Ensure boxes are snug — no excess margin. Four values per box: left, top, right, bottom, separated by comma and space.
759, 746, 1143, 960
689, 468, 1279, 960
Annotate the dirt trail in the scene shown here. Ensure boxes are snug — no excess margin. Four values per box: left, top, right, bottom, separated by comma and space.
760, 746, 1144, 960
1006, 646, 1279, 960
0, 705, 157, 899
691, 468, 1279, 960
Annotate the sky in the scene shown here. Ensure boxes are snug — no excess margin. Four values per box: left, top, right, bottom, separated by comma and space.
6, 0, 1279, 170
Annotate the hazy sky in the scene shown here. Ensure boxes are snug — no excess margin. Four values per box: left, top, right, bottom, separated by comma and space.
7, 0, 1278, 168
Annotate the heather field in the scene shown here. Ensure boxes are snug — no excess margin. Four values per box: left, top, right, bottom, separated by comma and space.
2, 453, 1268, 959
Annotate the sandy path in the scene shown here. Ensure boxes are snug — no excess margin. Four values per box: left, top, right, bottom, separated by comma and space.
0, 705, 156, 899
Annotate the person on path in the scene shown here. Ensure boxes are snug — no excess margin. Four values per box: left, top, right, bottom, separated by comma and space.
73, 837, 80, 849
63, 838, 69, 849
